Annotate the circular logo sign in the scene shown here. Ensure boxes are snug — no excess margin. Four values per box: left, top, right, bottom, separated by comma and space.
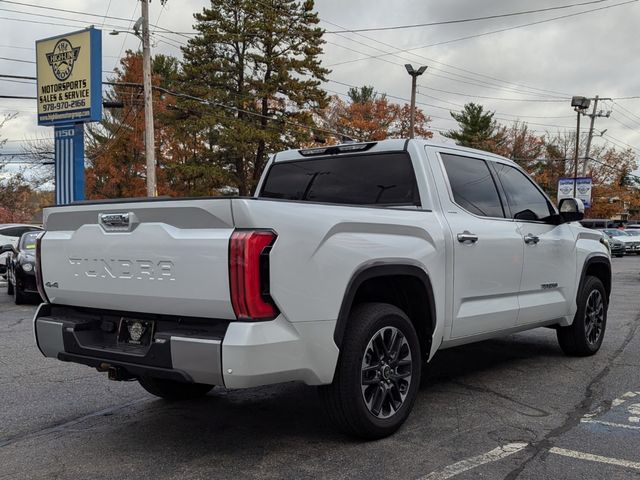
45, 39, 81, 81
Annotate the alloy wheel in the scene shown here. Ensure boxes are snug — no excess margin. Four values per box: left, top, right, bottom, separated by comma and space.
584, 289, 604, 346
360, 326, 413, 419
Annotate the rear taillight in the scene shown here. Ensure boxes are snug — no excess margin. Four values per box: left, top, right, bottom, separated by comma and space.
229, 230, 278, 320
35, 232, 50, 303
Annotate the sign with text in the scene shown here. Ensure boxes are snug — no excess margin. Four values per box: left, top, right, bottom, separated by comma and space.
558, 177, 592, 208
36, 28, 101, 126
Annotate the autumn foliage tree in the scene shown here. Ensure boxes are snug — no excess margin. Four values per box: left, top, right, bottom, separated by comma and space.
320, 86, 433, 142
85, 51, 181, 199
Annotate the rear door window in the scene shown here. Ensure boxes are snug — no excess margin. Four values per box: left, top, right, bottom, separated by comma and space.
441, 153, 505, 218
259, 152, 420, 206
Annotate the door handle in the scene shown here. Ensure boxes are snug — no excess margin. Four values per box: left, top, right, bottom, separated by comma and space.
457, 231, 478, 244
524, 233, 540, 244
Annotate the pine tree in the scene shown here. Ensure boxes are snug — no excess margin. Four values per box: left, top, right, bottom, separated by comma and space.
180, 0, 329, 195
444, 103, 503, 151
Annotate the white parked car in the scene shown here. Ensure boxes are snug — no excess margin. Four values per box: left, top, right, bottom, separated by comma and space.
32, 139, 611, 438
600, 229, 640, 255
0, 224, 43, 277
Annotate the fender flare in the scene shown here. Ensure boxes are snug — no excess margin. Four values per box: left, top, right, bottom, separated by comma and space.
333, 263, 436, 349
578, 253, 611, 304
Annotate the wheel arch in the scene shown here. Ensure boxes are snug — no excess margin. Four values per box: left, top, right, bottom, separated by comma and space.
334, 263, 437, 358
579, 254, 611, 303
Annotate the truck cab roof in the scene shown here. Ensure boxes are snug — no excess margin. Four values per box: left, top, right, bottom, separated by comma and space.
272, 138, 518, 167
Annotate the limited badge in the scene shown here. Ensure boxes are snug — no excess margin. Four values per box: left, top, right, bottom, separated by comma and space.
46, 38, 81, 81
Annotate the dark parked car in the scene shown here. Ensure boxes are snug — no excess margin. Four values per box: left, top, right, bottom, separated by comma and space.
608, 236, 625, 257
3, 231, 41, 304
0, 224, 42, 277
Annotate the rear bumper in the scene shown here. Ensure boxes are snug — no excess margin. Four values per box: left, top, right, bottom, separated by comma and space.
33, 304, 338, 389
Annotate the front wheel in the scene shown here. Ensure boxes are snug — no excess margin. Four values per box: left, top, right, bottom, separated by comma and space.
13, 282, 25, 305
138, 376, 214, 400
7, 278, 14, 295
319, 302, 421, 439
557, 275, 607, 356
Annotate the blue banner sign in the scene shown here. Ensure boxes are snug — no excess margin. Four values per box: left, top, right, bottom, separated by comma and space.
54, 124, 85, 205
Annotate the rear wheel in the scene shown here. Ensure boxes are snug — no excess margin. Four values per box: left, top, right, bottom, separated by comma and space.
138, 376, 214, 400
319, 302, 421, 439
557, 276, 607, 356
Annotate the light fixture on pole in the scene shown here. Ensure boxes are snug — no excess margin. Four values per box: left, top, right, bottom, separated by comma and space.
570, 96, 591, 198
405, 64, 427, 139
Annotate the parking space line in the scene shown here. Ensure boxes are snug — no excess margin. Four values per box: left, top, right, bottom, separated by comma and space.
418, 443, 528, 480
581, 419, 640, 430
612, 391, 639, 407
550, 447, 640, 471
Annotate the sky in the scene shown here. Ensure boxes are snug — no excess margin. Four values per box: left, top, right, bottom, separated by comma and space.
1, 0, 640, 173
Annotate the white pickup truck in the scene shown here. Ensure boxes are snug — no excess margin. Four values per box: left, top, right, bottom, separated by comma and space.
33, 139, 611, 438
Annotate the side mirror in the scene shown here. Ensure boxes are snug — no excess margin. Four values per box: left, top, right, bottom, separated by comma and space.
558, 198, 585, 223
1, 244, 16, 254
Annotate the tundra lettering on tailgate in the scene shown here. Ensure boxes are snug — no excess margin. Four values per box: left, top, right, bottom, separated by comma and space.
67, 257, 175, 281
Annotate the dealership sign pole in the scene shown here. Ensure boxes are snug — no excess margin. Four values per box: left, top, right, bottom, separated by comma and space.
36, 27, 102, 205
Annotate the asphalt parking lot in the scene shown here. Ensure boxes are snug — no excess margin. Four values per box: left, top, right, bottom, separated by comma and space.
1, 257, 639, 480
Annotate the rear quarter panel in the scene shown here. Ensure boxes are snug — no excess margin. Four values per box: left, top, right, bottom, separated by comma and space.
232, 198, 447, 358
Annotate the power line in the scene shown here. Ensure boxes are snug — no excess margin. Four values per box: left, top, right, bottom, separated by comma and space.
320, 19, 571, 98
325, 0, 611, 33
0, 0, 194, 39
0, 55, 33, 64
326, 0, 639, 67
0, 7, 133, 31
612, 101, 640, 125
322, 24, 566, 99
0, 94, 35, 99
417, 80, 568, 102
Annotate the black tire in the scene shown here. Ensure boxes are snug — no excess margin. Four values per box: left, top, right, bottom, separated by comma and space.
319, 302, 422, 439
7, 278, 13, 295
615, 254, 624, 258
13, 282, 25, 305
138, 376, 214, 400
557, 276, 607, 356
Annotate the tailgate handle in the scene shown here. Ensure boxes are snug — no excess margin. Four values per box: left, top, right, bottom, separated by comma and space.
99, 212, 137, 232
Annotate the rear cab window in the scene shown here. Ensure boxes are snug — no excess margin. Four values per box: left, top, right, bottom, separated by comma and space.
259, 152, 421, 206
440, 153, 505, 218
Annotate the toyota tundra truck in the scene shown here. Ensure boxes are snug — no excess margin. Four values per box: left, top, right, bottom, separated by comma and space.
33, 139, 611, 439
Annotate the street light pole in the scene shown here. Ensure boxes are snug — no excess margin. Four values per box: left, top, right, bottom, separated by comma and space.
141, 0, 156, 197
404, 64, 427, 139
570, 96, 591, 198
573, 109, 581, 198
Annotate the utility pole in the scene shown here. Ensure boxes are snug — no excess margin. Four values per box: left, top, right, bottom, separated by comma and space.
141, 0, 156, 197
404, 64, 427, 139
582, 95, 611, 176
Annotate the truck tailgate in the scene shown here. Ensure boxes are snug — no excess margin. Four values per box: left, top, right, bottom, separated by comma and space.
40, 199, 236, 319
